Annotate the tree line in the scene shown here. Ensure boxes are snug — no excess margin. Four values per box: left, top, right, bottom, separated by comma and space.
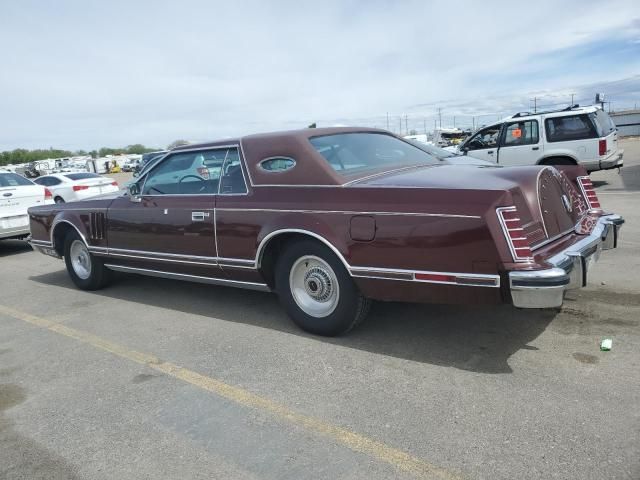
0, 144, 161, 167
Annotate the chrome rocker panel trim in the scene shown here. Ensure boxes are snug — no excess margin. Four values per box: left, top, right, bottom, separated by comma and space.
509, 214, 624, 308
103, 264, 271, 292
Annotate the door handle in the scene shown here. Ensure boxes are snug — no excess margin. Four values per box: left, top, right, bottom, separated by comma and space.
191, 211, 210, 221
487, 150, 494, 154
532, 146, 540, 150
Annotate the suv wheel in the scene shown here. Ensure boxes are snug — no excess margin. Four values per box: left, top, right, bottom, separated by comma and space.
275, 240, 371, 336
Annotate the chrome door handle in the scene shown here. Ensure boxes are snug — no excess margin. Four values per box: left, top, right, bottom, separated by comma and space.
487, 150, 494, 154
532, 146, 540, 150
191, 211, 210, 221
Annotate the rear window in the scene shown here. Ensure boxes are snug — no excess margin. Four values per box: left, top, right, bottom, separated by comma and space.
0, 173, 34, 187
309, 133, 439, 175
544, 114, 597, 142
64, 173, 101, 181
590, 109, 616, 137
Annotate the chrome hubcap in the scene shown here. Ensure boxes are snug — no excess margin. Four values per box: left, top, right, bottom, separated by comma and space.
289, 255, 340, 318
70, 240, 92, 280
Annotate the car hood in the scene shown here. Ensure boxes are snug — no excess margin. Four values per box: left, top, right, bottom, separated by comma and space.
350, 164, 542, 191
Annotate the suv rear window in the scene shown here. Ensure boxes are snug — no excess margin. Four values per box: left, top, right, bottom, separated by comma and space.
590, 109, 616, 137
545, 114, 597, 142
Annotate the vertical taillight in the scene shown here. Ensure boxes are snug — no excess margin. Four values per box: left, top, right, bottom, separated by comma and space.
44, 188, 52, 200
598, 139, 607, 156
577, 176, 601, 209
496, 206, 533, 262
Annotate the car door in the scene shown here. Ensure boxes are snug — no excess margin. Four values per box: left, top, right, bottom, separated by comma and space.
106, 148, 226, 276
461, 124, 502, 163
496, 119, 541, 166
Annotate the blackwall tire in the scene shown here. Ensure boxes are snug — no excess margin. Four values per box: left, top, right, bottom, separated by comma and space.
275, 240, 371, 336
63, 231, 112, 290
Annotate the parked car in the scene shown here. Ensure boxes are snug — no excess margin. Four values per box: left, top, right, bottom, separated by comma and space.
33, 173, 119, 203
27, 127, 623, 336
454, 105, 622, 172
121, 159, 140, 172
1, 171, 53, 240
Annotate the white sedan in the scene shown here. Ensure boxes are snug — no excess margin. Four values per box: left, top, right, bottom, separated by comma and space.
1, 171, 54, 240
34, 173, 119, 203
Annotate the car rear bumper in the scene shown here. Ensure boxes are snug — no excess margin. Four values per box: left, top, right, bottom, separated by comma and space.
509, 213, 624, 308
0, 214, 30, 239
582, 149, 624, 172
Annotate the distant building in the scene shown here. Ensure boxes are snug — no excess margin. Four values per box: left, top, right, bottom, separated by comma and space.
610, 109, 640, 137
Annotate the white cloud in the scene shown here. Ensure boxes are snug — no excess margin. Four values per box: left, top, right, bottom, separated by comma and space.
0, 0, 638, 149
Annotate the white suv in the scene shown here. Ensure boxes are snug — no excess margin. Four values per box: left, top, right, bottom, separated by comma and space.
456, 105, 623, 172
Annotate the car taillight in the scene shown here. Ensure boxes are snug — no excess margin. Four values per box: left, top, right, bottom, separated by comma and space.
44, 188, 52, 200
111, 181, 118, 187
496, 206, 533, 262
599, 139, 607, 156
73, 185, 89, 191
577, 176, 601, 209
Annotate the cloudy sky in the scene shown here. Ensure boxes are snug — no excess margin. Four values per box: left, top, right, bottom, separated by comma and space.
1, 0, 639, 150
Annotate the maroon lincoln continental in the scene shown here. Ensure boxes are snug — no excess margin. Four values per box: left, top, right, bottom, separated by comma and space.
28, 127, 623, 336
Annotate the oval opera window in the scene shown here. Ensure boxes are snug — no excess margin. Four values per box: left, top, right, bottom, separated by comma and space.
259, 157, 296, 172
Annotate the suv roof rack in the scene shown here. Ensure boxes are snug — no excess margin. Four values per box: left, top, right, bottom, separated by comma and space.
510, 104, 583, 119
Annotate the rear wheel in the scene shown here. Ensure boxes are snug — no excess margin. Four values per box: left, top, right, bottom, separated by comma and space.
275, 240, 371, 336
63, 231, 111, 290
55, 196, 65, 204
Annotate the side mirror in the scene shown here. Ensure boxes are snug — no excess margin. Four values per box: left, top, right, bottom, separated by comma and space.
128, 183, 142, 202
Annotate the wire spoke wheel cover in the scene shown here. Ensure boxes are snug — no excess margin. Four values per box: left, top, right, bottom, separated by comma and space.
70, 239, 92, 280
289, 255, 340, 318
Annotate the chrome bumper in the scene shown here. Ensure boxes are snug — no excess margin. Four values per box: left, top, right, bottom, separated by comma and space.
509, 214, 624, 308
27, 236, 61, 258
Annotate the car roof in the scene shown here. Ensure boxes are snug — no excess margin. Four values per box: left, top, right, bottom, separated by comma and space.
171, 127, 387, 152
171, 127, 395, 186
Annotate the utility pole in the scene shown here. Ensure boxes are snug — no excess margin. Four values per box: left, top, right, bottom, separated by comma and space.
386, 112, 389, 131
423, 117, 427, 135
531, 97, 537, 113
570, 93, 575, 106
453, 116, 456, 128
438, 108, 442, 128
398, 116, 402, 135
405, 114, 408, 135
472, 116, 475, 130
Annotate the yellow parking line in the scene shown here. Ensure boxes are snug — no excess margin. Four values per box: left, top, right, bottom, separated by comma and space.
0, 304, 462, 480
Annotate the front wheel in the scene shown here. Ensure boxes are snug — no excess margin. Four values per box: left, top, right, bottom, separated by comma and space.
63, 232, 112, 290
275, 240, 371, 336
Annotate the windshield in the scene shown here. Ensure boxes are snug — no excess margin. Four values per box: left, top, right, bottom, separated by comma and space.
0, 173, 34, 187
309, 133, 440, 176
405, 140, 457, 159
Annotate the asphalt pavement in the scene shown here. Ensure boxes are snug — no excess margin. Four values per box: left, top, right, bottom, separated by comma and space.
1, 139, 639, 480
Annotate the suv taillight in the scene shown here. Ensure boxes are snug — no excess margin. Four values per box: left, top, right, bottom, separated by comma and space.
44, 188, 52, 200
599, 139, 607, 156
496, 206, 533, 262
577, 176, 601, 209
